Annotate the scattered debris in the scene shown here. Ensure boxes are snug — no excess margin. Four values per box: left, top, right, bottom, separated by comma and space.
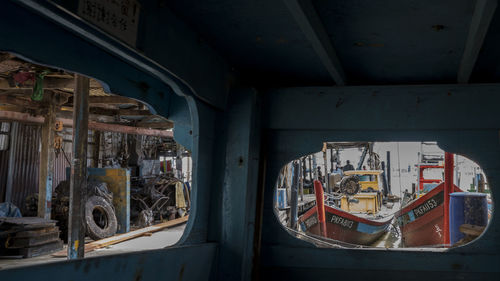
52, 215, 188, 257
0, 217, 63, 258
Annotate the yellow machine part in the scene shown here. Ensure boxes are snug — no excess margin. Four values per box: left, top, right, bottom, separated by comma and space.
341, 192, 380, 214
359, 180, 379, 191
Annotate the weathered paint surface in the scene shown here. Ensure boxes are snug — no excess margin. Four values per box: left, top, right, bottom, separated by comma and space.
88, 168, 131, 233
1, 1, 500, 281
1, 243, 217, 281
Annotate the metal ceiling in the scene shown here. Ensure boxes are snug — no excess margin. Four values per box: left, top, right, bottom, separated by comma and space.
165, 0, 496, 86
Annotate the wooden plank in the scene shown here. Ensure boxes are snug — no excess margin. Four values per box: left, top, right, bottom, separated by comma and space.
135, 121, 174, 129
8, 232, 60, 248
89, 107, 151, 116
0, 110, 173, 137
0, 77, 99, 90
0, 217, 57, 227
88, 96, 139, 104
15, 226, 59, 238
19, 240, 63, 258
459, 224, 486, 237
52, 215, 188, 257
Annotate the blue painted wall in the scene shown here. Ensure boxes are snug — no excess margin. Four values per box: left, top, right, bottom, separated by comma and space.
1, 1, 500, 281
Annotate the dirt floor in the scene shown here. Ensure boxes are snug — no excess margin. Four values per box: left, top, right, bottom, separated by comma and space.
0, 224, 186, 270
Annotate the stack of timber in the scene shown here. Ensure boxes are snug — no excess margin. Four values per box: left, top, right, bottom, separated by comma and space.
0, 217, 63, 258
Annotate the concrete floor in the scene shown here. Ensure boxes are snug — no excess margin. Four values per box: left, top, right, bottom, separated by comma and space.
0, 224, 185, 270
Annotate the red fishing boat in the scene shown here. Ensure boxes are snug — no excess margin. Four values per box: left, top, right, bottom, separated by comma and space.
396, 152, 461, 247
298, 180, 393, 246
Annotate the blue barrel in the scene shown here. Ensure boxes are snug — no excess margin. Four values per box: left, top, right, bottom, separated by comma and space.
449, 192, 488, 245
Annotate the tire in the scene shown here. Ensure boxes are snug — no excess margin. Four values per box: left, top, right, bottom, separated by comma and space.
340, 176, 360, 196
85, 196, 118, 240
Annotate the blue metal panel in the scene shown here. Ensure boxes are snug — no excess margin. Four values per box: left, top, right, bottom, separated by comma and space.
88, 168, 131, 234
263, 84, 500, 130
35, 0, 231, 109
259, 86, 500, 279
1, 0, 193, 149
1, 243, 217, 281
219, 89, 261, 281
2, 1, 500, 281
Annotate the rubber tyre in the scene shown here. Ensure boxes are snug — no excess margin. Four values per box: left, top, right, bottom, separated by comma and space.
85, 196, 118, 240
340, 176, 360, 196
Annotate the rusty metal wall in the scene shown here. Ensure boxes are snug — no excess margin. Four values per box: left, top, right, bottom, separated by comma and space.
7, 123, 41, 213
0, 149, 9, 201
53, 149, 71, 190
0, 123, 120, 213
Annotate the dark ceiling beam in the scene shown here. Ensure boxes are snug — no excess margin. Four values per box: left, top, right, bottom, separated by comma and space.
457, 0, 497, 83
284, 0, 346, 86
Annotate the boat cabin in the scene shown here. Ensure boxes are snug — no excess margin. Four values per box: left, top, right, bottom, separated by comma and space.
343, 170, 384, 192
0, 1, 499, 281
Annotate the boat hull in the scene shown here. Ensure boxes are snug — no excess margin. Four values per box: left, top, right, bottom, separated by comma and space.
298, 204, 393, 246
396, 183, 461, 247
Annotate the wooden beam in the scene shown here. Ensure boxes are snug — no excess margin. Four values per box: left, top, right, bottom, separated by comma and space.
0, 89, 33, 96
457, 0, 498, 83
135, 121, 174, 129
65, 95, 140, 105
59, 107, 151, 117
37, 95, 56, 220
68, 75, 89, 259
88, 96, 139, 104
0, 77, 102, 90
284, 0, 346, 85
0, 95, 40, 108
90, 108, 151, 116
0, 110, 173, 137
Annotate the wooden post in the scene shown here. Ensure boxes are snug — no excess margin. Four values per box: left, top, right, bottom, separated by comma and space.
444, 152, 454, 246
38, 96, 56, 219
299, 157, 304, 201
68, 75, 89, 259
290, 161, 299, 229
478, 173, 485, 193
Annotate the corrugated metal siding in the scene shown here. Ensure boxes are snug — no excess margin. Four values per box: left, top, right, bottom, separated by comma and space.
54, 150, 71, 189
9, 123, 41, 214
0, 124, 125, 212
0, 150, 9, 202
